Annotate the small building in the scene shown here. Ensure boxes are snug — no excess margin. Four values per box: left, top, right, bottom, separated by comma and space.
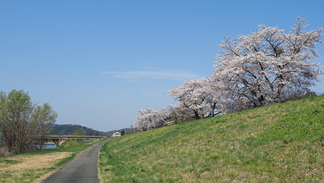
112, 132, 121, 137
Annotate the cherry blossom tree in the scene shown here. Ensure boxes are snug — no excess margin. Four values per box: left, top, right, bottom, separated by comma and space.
134, 17, 322, 131
134, 108, 170, 131
168, 77, 223, 120
168, 79, 206, 120
213, 17, 322, 110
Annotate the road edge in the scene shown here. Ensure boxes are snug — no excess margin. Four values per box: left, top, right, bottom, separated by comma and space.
98, 138, 113, 183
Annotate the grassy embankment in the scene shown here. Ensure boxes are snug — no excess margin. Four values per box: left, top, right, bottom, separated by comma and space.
0, 138, 106, 183
99, 95, 324, 182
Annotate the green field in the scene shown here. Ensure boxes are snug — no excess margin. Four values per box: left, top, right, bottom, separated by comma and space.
99, 95, 324, 182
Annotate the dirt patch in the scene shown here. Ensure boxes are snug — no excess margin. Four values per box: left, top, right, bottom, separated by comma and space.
0, 152, 72, 171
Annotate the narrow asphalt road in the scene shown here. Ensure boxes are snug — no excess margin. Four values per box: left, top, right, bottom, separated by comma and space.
43, 138, 111, 183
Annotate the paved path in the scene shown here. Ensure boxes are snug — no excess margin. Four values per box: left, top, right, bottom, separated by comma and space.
43, 139, 111, 183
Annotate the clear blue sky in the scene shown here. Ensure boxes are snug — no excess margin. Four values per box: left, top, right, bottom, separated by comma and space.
1, 0, 323, 131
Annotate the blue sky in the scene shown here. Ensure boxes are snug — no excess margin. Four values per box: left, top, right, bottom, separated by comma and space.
1, 0, 323, 131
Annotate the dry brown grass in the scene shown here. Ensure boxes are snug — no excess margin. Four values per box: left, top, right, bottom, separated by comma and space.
0, 152, 73, 183
0, 152, 72, 171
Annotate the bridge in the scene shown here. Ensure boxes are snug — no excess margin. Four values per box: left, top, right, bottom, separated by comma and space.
43, 135, 106, 147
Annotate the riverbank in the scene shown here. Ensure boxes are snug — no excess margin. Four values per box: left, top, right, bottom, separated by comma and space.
0, 143, 57, 158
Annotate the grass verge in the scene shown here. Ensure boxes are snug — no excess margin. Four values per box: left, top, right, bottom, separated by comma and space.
99, 95, 323, 182
0, 138, 106, 183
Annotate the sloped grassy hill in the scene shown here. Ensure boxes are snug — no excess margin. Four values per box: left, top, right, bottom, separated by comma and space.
99, 95, 324, 182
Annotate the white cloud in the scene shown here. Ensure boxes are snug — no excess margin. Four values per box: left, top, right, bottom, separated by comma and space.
102, 70, 202, 80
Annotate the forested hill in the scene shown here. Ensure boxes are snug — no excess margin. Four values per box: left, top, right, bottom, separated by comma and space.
50, 124, 130, 136
50, 124, 109, 136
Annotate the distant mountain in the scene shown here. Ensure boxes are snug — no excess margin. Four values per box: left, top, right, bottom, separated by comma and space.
50, 124, 130, 136
50, 124, 109, 136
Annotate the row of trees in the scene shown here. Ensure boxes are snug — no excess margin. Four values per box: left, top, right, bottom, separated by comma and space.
134, 18, 322, 131
0, 89, 57, 154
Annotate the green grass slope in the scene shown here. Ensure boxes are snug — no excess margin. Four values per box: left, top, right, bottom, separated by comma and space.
99, 95, 324, 182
